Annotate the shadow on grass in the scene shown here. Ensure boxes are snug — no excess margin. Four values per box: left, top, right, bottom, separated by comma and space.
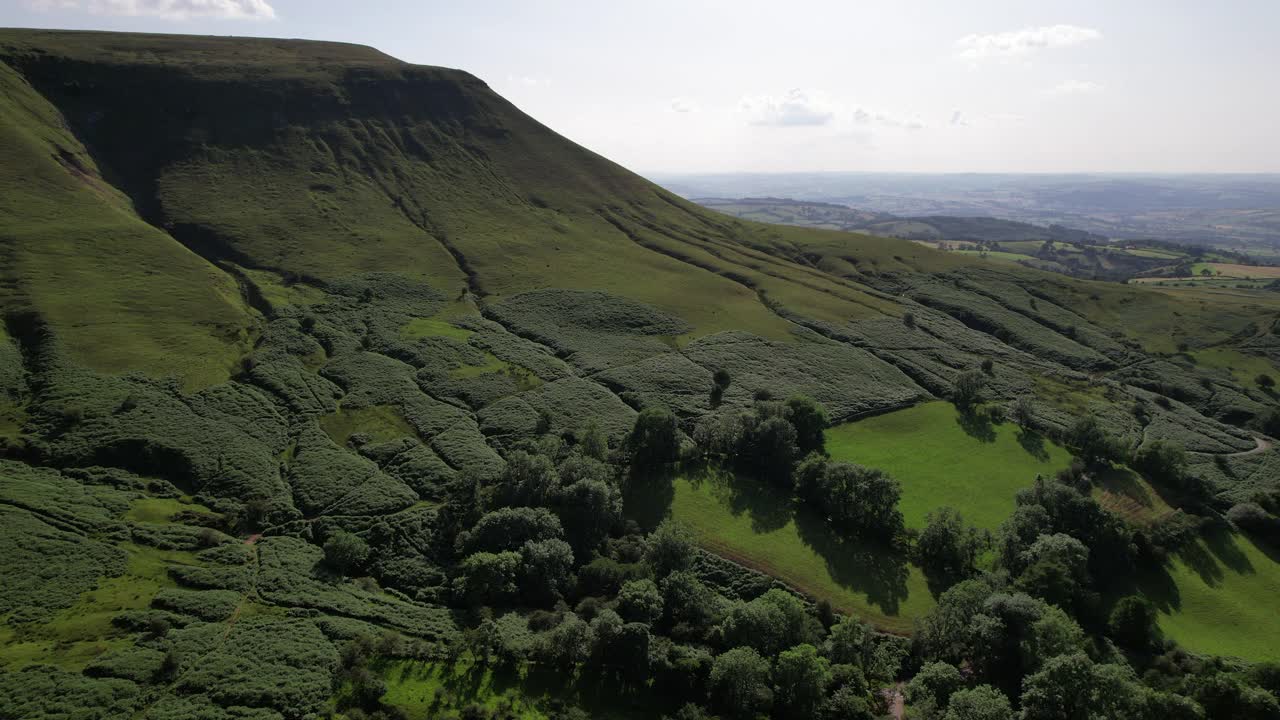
1016, 429, 1050, 462
1096, 467, 1155, 508
621, 468, 676, 533
706, 467, 913, 616
955, 408, 996, 443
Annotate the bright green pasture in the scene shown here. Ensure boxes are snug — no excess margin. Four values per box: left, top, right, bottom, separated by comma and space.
320, 404, 418, 446
825, 401, 1073, 530
1142, 530, 1280, 662
1191, 347, 1280, 390
668, 472, 934, 634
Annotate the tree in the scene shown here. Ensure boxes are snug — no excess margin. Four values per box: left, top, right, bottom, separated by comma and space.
903, 312, 916, 328
616, 578, 663, 624
323, 531, 370, 574
786, 396, 829, 455
746, 415, 799, 483
709, 647, 772, 719
1066, 415, 1122, 467
952, 370, 987, 409
1008, 392, 1039, 425
453, 551, 521, 606
1015, 533, 1091, 612
1131, 440, 1187, 486
577, 421, 609, 461
629, 407, 680, 467
661, 570, 720, 633
1108, 595, 1160, 651
1020, 653, 1144, 720
905, 662, 964, 717
981, 358, 994, 375
720, 589, 814, 656
500, 450, 560, 506
646, 520, 697, 578
518, 538, 575, 605
943, 685, 1012, 720
799, 460, 904, 541
555, 478, 622, 556
1259, 373, 1276, 391
774, 644, 831, 719
459, 506, 563, 555
917, 507, 989, 592
713, 368, 732, 391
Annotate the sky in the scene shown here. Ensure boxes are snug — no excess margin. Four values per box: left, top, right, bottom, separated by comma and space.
5, 0, 1280, 174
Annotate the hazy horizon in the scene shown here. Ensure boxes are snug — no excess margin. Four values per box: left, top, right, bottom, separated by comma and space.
5, 0, 1279, 175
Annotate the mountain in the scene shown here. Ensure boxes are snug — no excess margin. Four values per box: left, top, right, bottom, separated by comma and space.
2, 29, 1280, 719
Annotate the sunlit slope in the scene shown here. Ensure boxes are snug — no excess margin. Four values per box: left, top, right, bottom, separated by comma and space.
0, 58, 252, 389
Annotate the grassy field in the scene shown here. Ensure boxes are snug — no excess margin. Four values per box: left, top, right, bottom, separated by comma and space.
0, 543, 200, 671
401, 317, 475, 342
320, 405, 419, 445
357, 656, 658, 720
126, 496, 215, 524
1142, 530, 1280, 662
667, 472, 935, 633
825, 402, 1073, 530
1191, 262, 1280, 279
1192, 347, 1280, 389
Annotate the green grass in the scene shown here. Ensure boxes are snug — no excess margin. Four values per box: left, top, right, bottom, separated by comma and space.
669, 472, 935, 633
825, 402, 1073, 530
953, 249, 1033, 263
0, 60, 255, 391
320, 404, 419, 445
0, 543, 200, 671
401, 317, 475, 342
355, 656, 658, 720
126, 496, 215, 524
1141, 530, 1280, 662
1191, 347, 1280, 389
237, 265, 328, 310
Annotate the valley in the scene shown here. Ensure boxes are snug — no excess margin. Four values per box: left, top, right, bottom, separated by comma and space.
0, 27, 1278, 720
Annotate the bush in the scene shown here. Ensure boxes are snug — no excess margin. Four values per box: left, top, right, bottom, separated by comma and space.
951, 370, 986, 409
785, 396, 828, 455
324, 531, 370, 575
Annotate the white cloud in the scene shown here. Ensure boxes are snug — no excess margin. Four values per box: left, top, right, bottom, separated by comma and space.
1047, 79, 1104, 95
27, 0, 276, 19
669, 98, 696, 113
854, 107, 924, 130
739, 89, 834, 127
956, 24, 1101, 60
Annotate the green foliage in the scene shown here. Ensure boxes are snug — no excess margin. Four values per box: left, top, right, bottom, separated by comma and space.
453, 551, 521, 606
709, 646, 772, 719
794, 455, 904, 541
616, 579, 663, 624
324, 530, 371, 575
951, 370, 987, 409
719, 588, 814, 656
458, 507, 564, 555
629, 406, 680, 468
917, 507, 989, 593
785, 396, 828, 455
646, 520, 697, 578
1109, 595, 1161, 651
905, 661, 965, 717
773, 643, 831, 718
942, 685, 1012, 720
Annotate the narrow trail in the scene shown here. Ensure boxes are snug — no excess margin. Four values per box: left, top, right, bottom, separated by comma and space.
1225, 435, 1273, 458
881, 683, 905, 720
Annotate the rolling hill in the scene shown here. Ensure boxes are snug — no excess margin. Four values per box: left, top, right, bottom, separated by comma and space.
2, 29, 1280, 719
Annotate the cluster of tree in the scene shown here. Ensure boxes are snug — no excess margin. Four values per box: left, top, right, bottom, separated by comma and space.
690, 395, 828, 480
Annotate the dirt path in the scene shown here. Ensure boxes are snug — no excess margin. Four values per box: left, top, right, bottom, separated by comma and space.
880, 683, 905, 720
1226, 436, 1273, 458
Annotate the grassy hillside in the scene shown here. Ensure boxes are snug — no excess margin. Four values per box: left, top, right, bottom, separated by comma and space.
0, 58, 253, 389
826, 402, 1073, 529
1, 29, 1280, 719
